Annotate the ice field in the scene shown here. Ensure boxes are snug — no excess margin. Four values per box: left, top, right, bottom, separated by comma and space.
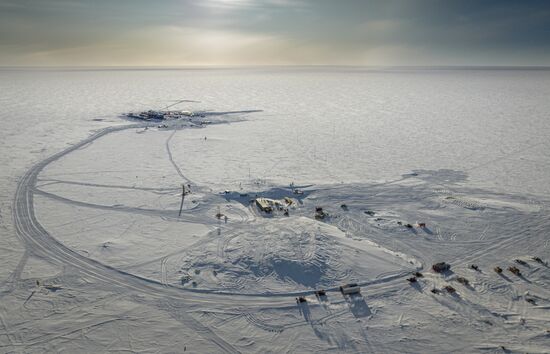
1, 67, 550, 353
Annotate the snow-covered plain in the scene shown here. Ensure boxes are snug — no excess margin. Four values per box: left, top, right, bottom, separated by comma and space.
1, 67, 550, 353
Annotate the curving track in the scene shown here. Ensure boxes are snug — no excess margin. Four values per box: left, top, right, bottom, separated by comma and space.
11, 124, 284, 353
12, 123, 414, 352
12, 124, 295, 301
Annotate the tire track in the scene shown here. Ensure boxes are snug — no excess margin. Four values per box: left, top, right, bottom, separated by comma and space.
166, 129, 193, 185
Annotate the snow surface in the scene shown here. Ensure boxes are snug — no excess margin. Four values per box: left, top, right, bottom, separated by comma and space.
1, 67, 550, 353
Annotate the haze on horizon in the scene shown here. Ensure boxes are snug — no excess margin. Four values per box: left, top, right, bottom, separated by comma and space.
1, 0, 549, 67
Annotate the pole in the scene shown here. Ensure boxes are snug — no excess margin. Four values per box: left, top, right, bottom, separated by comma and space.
217, 206, 221, 235
178, 184, 185, 216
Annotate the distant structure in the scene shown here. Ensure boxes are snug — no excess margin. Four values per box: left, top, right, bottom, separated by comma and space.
123, 101, 262, 123
126, 110, 195, 121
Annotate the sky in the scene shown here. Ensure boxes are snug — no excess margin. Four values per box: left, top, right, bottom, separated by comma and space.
0, 0, 549, 66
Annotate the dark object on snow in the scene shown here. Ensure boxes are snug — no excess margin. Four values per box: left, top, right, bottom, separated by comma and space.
339, 283, 360, 295
315, 290, 326, 297
432, 262, 451, 273
515, 259, 528, 266
397, 221, 403, 225
417, 222, 426, 228
44, 284, 62, 292
364, 210, 375, 216
532, 256, 545, 265
405, 223, 413, 228
315, 207, 327, 220
444, 285, 456, 294
407, 277, 417, 283
494, 266, 503, 274
283, 209, 289, 216
414, 272, 423, 278
456, 277, 469, 286
341, 204, 348, 210
296, 296, 307, 303
525, 297, 537, 305
431, 288, 441, 294
508, 266, 521, 276
470, 264, 479, 271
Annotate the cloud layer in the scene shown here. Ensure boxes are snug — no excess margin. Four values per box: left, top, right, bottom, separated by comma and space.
1, 0, 549, 66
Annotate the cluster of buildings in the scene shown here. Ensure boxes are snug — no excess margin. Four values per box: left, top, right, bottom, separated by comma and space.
126, 110, 195, 121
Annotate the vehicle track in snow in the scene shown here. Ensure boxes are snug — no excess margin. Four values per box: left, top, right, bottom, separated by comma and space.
166, 129, 194, 185
36, 178, 180, 192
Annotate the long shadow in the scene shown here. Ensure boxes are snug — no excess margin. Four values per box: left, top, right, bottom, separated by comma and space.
422, 227, 434, 235
297, 301, 311, 322
410, 281, 422, 292
201, 109, 263, 116
437, 269, 455, 277
346, 293, 371, 318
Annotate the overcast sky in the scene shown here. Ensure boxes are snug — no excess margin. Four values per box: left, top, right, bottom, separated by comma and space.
1, 0, 549, 66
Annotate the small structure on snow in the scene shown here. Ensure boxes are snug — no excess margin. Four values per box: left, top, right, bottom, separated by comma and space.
315, 207, 328, 220
508, 266, 521, 276
315, 289, 327, 298
515, 259, 528, 266
444, 285, 456, 294
339, 283, 361, 295
456, 277, 469, 286
494, 266, 503, 274
432, 262, 451, 273
255, 198, 273, 213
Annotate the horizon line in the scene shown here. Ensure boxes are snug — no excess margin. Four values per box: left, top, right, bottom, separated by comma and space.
2, 64, 550, 71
